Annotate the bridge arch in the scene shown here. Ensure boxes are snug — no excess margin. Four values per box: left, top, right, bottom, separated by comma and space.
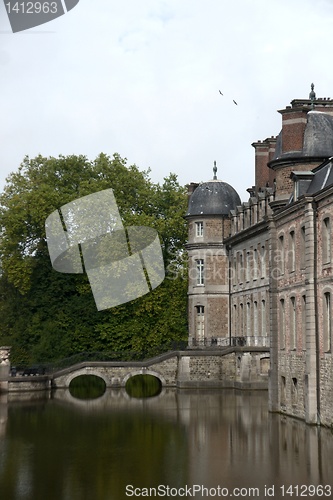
122, 369, 166, 387
65, 369, 109, 388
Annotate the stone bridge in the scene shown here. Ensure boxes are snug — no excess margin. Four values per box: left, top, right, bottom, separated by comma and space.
49, 347, 270, 390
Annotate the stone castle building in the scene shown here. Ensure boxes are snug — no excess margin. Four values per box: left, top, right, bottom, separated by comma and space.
185, 85, 333, 427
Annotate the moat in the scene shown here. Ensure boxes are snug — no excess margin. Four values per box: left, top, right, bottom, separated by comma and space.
0, 388, 332, 500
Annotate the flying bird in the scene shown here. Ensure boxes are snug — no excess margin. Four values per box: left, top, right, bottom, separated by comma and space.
218, 90, 238, 105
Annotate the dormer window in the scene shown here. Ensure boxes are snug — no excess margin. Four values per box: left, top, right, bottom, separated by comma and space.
290, 171, 314, 202
196, 221, 204, 237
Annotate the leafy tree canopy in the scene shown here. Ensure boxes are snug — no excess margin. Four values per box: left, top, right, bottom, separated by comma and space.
0, 153, 188, 365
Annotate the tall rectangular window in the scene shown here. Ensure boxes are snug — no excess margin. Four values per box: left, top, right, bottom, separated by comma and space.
279, 299, 285, 349
261, 245, 266, 278
196, 259, 204, 285
290, 296, 296, 350
261, 299, 266, 337
240, 303, 244, 336
289, 231, 295, 273
302, 295, 306, 350
324, 292, 331, 352
323, 218, 331, 264
300, 226, 306, 269
246, 302, 251, 337
246, 251, 250, 282
238, 252, 243, 283
195, 221, 204, 237
253, 248, 258, 280
253, 301, 258, 339
279, 235, 285, 275
196, 306, 205, 341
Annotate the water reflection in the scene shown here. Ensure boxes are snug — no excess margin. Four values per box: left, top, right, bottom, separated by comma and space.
0, 389, 332, 500
125, 374, 162, 398
69, 375, 106, 400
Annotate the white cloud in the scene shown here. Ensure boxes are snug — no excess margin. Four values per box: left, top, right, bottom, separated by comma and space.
1, 0, 333, 199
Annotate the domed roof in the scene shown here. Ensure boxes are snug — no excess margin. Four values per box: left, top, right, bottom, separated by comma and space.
186, 179, 241, 217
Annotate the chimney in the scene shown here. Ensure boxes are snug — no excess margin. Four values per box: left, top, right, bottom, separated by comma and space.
252, 137, 277, 192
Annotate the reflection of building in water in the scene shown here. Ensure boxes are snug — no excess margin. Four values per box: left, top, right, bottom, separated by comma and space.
186, 86, 333, 426
3, 389, 333, 495
0, 395, 8, 437
179, 390, 333, 490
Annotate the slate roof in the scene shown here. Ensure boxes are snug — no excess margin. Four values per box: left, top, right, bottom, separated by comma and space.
185, 180, 241, 217
273, 111, 333, 161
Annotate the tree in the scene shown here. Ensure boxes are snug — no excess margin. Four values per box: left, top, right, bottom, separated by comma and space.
0, 153, 188, 365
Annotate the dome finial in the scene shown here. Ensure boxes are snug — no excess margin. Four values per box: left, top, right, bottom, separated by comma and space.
213, 160, 217, 180
309, 83, 316, 108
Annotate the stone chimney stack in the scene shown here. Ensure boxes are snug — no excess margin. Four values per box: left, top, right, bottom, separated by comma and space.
252, 137, 277, 192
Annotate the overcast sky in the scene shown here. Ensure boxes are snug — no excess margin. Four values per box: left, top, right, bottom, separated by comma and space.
1, 0, 333, 200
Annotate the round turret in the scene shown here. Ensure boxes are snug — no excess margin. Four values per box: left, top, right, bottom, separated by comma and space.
185, 178, 241, 217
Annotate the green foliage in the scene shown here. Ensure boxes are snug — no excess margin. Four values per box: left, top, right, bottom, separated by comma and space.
0, 153, 188, 364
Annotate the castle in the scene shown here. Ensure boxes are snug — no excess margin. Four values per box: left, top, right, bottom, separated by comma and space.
185, 85, 333, 427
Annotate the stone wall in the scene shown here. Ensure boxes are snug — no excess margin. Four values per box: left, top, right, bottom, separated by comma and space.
1, 350, 269, 393
320, 356, 333, 427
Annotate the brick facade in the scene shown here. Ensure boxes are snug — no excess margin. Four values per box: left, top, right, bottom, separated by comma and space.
186, 90, 333, 426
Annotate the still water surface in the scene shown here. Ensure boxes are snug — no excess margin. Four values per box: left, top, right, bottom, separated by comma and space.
0, 387, 333, 500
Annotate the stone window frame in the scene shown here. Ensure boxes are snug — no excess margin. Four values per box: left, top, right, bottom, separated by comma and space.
195, 221, 204, 238
301, 293, 306, 351
322, 216, 331, 265
300, 225, 306, 270
239, 303, 244, 336
323, 288, 332, 353
253, 247, 259, 281
288, 228, 296, 274
280, 375, 286, 406
238, 251, 244, 284
246, 250, 251, 282
279, 296, 286, 350
261, 242, 267, 279
291, 377, 298, 405
195, 305, 205, 340
253, 300, 258, 337
246, 301, 251, 337
278, 232, 285, 276
195, 259, 204, 286
233, 303, 237, 336
261, 298, 266, 337
289, 295, 297, 351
